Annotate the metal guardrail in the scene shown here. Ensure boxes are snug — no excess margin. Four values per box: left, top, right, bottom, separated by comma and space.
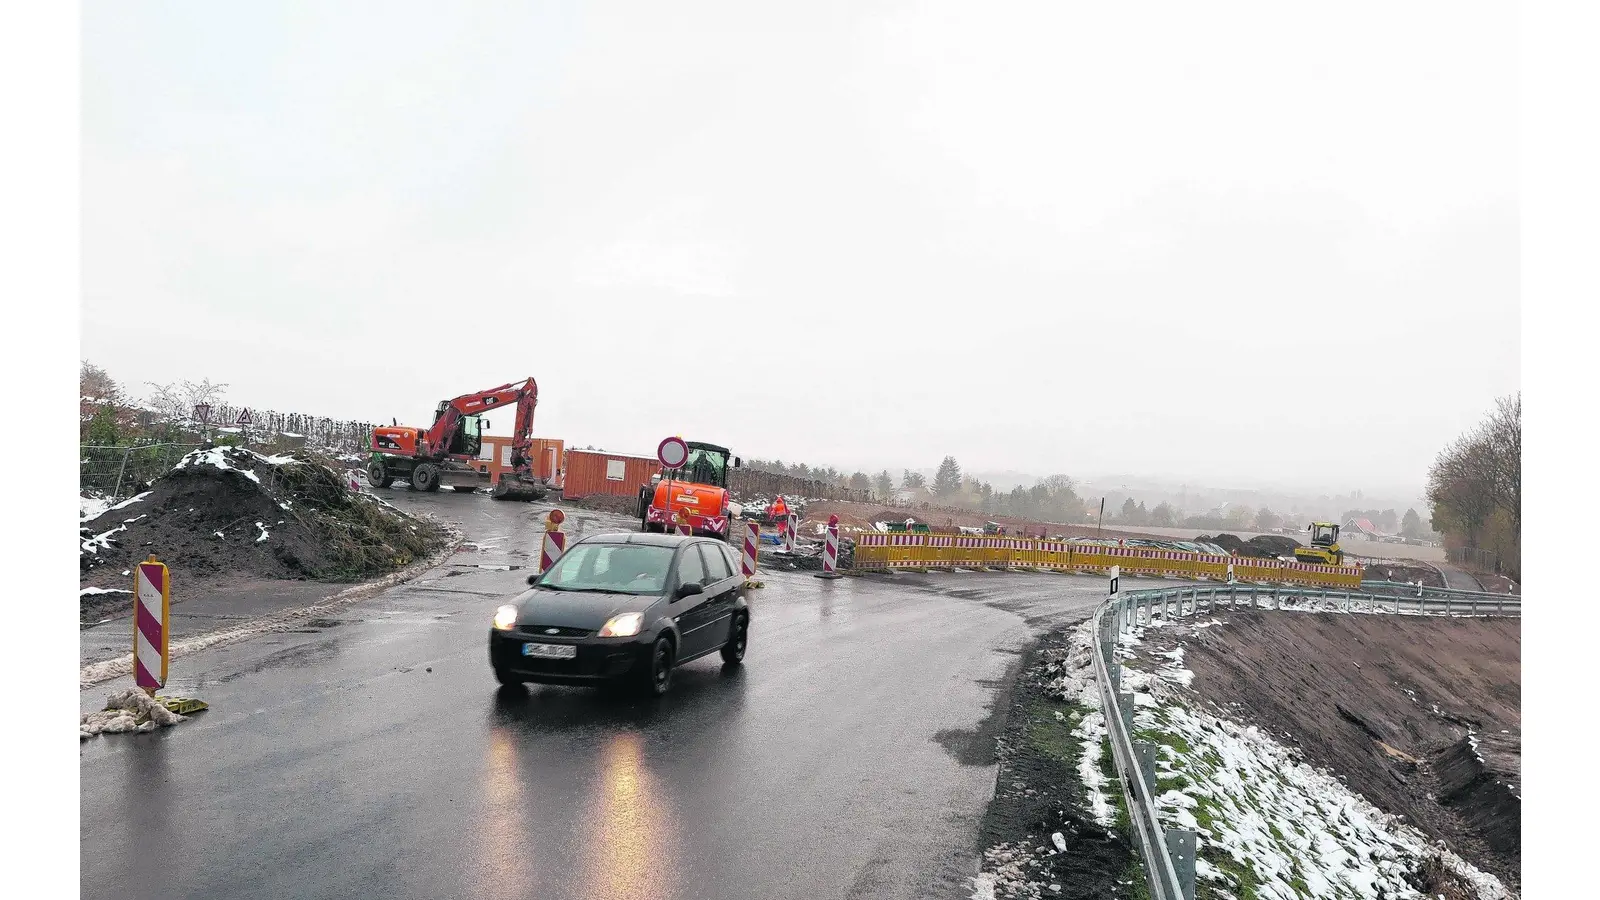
1092, 582, 1522, 900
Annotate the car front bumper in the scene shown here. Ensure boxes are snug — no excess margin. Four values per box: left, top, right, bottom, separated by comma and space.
489, 629, 652, 684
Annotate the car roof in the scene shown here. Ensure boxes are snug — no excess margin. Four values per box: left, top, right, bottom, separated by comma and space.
575, 532, 711, 548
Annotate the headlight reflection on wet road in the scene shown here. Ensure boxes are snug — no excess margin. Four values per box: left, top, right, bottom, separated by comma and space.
472, 727, 534, 890
583, 730, 678, 900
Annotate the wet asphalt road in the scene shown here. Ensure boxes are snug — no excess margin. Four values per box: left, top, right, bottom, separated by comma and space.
80, 490, 1130, 900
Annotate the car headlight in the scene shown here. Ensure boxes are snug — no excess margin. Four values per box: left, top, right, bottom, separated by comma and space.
598, 612, 644, 638
493, 604, 520, 630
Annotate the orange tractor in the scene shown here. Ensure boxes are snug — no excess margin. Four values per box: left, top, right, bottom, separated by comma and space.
367, 377, 549, 500
637, 441, 742, 540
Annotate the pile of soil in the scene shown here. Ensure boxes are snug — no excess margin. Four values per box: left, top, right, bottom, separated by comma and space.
1197, 533, 1302, 558
1136, 611, 1521, 892
81, 447, 449, 609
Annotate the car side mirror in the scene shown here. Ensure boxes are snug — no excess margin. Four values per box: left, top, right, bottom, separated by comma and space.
526, 574, 539, 586
675, 582, 703, 600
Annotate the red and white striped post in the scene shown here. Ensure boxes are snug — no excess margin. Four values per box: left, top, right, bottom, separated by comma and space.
816, 514, 843, 579
133, 556, 170, 695
784, 513, 797, 553
538, 509, 567, 575
742, 521, 760, 578
675, 508, 693, 536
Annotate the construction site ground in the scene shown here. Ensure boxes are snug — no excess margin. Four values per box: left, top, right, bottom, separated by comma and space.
1126, 609, 1521, 893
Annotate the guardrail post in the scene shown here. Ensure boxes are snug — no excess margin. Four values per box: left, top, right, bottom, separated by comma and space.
1165, 829, 1198, 900
1230, 584, 1237, 608
1343, 590, 1350, 613
1134, 741, 1158, 793
1119, 693, 1135, 738
1445, 595, 1452, 617
1395, 593, 1401, 615
1471, 596, 1477, 616
1498, 594, 1503, 616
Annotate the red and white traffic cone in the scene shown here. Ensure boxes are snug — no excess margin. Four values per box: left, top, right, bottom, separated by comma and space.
742, 521, 760, 578
538, 509, 567, 575
816, 514, 843, 579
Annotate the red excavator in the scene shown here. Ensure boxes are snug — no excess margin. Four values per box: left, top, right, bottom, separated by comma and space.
366, 378, 549, 501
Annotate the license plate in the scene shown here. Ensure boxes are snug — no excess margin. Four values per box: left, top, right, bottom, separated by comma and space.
522, 642, 577, 659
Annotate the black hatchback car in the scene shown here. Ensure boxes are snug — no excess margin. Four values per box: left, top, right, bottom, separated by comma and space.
489, 532, 750, 696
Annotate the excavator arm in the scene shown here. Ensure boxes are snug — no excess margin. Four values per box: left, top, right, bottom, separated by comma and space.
420, 378, 538, 460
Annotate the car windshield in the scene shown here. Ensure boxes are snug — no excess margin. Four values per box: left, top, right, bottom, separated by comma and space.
534, 543, 674, 594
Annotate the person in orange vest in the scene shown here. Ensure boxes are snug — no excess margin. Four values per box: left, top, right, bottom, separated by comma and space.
770, 495, 790, 521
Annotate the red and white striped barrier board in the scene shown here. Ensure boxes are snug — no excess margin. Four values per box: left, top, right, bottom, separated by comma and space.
784, 513, 797, 552
742, 521, 759, 577
134, 557, 170, 693
538, 509, 567, 574
816, 515, 843, 579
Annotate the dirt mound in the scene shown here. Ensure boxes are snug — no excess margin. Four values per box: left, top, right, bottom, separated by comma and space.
1198, 533, 1301, 558
81, 447, 448, 610
1146, 610, 1520, 891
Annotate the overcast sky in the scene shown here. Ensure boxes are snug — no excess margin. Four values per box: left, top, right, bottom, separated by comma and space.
81, 1, 1517, 495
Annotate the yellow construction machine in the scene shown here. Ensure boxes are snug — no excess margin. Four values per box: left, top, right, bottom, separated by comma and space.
1295, 522, 1344, 566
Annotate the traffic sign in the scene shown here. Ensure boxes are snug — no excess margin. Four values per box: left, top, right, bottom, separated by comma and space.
1109, 565, 1121, 598
657, 436, 689, 469
236, 408, 253, 426
193, 403, 213, 425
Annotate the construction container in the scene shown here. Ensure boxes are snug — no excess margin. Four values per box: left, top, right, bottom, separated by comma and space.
475, 435, 565, 486
562, 449, 658, 499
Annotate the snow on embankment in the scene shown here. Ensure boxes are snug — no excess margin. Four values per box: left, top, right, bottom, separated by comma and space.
1055, 611, 1514, 900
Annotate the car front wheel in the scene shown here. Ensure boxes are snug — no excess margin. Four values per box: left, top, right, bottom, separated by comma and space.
639, 637, 674, 697
720, 614, 747, 666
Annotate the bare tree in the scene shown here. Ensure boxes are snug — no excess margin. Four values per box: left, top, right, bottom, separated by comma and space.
80, 360, 122, 404
145, 378, 229, 424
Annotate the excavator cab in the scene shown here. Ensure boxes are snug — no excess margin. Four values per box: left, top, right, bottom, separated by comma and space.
432, 401, 483, 458
1295, 522, 1344, 566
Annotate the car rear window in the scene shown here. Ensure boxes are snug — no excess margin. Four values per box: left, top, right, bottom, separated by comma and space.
537, 543, 674, 594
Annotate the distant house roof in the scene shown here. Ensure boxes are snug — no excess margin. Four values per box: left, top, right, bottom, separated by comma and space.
1344, 517, 1385, 536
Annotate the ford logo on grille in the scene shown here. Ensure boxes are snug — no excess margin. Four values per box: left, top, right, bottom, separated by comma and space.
544, 628, 560, 635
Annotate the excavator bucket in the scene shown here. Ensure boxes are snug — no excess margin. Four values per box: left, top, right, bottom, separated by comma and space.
491, 474, 550, 502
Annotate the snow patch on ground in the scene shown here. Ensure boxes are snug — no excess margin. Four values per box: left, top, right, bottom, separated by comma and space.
81, 522, 130, 554
1041, 619, 1116, 827
80, 689, 189, 739
255, 521, 270, 543
79, 587, 131, 596
82, 490, 154, 524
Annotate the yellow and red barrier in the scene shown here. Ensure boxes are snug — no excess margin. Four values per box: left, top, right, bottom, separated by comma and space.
852, 533, 1362, 589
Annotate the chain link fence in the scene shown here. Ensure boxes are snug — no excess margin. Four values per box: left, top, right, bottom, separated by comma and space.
80, 443, 203, 502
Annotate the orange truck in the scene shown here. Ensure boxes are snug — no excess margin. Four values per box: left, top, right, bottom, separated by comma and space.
637, 441, 742, 540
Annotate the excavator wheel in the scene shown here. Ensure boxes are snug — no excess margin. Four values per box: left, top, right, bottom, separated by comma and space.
412, 463, 441, 492
365, 459, 394, 489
